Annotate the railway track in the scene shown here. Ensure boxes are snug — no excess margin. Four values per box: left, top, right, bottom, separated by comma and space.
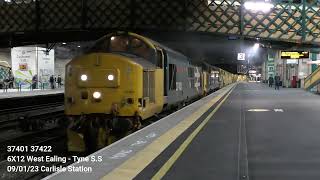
0, 126, 65, 160
0, 127, 69, 180
0, 102, 64, 131
0, 104, 73, 180
0, 101, 63, 115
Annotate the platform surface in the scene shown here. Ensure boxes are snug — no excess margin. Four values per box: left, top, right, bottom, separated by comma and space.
0, 88, 64, 99
139, 83, 320, 180
46, 82, 320, 180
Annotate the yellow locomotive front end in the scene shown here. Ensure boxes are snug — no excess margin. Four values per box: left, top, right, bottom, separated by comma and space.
65, 53, 143, 117
65, 53, 144, 152
65, 32, 164, 152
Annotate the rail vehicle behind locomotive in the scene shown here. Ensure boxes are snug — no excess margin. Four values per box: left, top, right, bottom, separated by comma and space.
65, 32, 237, 152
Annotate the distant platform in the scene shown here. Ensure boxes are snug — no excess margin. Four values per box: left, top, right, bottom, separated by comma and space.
0, 88, 64, 99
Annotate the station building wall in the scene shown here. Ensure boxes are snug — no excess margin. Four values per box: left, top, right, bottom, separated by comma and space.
272, 50, 312, 88
0, 48, 70, 82
55, 58, 71, 81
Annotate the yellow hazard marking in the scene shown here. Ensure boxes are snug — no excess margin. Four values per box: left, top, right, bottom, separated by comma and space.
247, 109, 270, 112
101, 84, 236, 180
152, 85, 234, 180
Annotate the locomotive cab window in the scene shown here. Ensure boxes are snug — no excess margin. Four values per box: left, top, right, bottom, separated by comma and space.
156, 49, 164, 68
88, 35, 156, 64
130, 38, 153, 60
109, 36, 129, 52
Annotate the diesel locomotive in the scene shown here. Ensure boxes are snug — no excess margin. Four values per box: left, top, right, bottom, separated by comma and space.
65, 32, 239, 152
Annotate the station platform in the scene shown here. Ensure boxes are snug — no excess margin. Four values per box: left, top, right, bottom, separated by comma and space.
45, 83, 320, 180
0, 88, 64, 99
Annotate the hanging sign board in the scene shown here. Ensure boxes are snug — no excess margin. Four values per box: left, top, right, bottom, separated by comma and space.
281, 51, 309, 59
237, 53, 246, 61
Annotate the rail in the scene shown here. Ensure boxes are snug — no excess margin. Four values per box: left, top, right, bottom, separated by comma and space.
304, 66, 320, 90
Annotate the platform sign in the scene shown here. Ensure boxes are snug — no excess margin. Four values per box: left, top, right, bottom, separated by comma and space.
237, 53, 246, 61
11, 47, 37, 88
281, 51, 309, 59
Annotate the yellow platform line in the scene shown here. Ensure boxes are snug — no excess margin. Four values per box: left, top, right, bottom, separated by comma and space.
152, 85, 234, 179
101, 84, 236, 180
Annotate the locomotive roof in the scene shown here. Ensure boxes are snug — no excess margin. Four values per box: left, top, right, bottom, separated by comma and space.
127, 32, 189, 62
119, 53, 156, 70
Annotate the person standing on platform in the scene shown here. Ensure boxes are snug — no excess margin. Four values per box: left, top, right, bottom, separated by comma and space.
8, 68, 14, 89
3, 78, 9, 92
9, 74, 14, 89
49, 75, 55, 89
57, 75, 62, 88
268, 75, 274, 87
32, 74, 37, 89
274, 74, 280, 90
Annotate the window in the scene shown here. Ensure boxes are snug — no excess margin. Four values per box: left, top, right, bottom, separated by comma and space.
110, 36, 129, 52
156, 49, 163, 68
130, 38, 151, 60
169, 64, 177, 90
88, 36, 109, 53
87, 35, 156, 64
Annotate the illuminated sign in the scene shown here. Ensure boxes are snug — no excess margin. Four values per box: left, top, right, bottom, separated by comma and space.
286, 59, 298, 64
238, 53, 246, 60
281, 51, 309, 59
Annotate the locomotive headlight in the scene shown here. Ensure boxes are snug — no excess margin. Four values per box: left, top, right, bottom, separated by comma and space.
107, 74, 114, 81
93, 92, 101, 99
81, 74, 88, 81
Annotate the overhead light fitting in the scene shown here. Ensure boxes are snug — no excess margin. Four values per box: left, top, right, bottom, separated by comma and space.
244, 1, 274, 12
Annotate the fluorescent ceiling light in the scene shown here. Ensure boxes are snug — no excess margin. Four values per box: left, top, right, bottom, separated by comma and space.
244, 1, 274, 12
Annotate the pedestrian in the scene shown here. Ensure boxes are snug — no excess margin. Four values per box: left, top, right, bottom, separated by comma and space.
3, 78, 9, 92
32, 74, 37, 89
49, 75, 55, 89
274, 74, 280, 90
57, 75, 62, 88
268, 75, 274, 87
9, 74, 14, 89
54, 75, 57, 88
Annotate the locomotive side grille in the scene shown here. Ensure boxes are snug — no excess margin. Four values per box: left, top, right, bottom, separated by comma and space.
143, 71, 155, 103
